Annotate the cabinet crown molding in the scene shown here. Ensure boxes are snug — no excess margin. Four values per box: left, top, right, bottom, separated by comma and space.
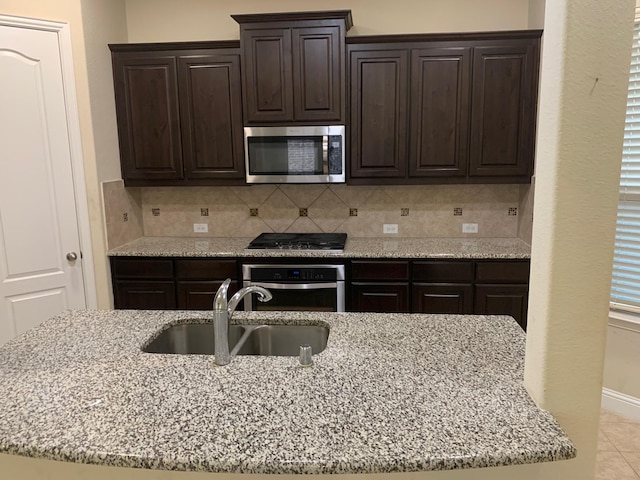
231, 10, 353, 30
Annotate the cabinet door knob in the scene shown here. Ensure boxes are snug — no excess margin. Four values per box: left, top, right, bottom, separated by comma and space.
66, 252, 78, 261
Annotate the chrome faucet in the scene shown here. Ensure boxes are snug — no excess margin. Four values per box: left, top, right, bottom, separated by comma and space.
212, 278, 272, 366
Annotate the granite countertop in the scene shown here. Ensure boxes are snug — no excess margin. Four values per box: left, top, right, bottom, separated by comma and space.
0, 310, 574, 474
107, 236, 531, 259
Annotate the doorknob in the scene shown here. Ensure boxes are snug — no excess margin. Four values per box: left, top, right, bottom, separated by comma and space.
66, 252, 78, 261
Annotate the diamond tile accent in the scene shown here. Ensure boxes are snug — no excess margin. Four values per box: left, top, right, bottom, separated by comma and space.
308, 189, 349, 232
280, 184, 327, 208
260, 189, 298, 232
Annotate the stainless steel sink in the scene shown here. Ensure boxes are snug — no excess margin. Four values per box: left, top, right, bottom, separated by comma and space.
144, 324, 245, 355
237, 325, 329, 356
143, 323, 328, 356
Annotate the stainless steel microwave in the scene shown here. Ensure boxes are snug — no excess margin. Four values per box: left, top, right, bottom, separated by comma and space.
244, 125, 345, 184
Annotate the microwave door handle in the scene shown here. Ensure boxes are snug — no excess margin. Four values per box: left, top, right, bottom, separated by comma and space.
322, 135, 329, 174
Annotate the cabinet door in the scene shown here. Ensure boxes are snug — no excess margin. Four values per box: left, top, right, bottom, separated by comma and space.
178, 52, 245, 181
474, 284, 529, 330
412, 284, 473, 314
469, 40, 538, 178
241, 28, 294, 123
114, 281, 176, 310
350, 283, 409, 313
177, 280, 239, 310
409, 46, 471, 178
292, 26, 343, 122
112, 53, 183, 182
349, 49, 409, 179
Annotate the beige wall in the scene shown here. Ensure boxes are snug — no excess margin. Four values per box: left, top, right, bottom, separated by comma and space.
604, 323, 640, 399
524, 2, 634, 480
125, 0, 530, 42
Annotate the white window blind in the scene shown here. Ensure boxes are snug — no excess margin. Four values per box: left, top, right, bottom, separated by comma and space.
611, 20, 640, 314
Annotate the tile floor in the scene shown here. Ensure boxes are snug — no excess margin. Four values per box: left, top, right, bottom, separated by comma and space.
597, 409, 640, 479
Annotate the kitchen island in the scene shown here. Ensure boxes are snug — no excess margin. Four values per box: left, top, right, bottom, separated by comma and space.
0, 309, 574, 476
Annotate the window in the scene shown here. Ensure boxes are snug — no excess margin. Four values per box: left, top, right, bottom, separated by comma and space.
611, 17, 640, 316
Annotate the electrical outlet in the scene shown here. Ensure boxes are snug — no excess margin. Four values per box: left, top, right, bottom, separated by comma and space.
383, 224, 398, 234
462, 223, 478, 233
193, 223, 208, 233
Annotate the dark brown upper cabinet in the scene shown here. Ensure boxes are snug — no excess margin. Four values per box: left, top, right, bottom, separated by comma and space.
349, 49, 409, 179
409, 46, 471, 178
469, 40, 539, 178
232, 11, 352, 125
347, 31, 541, 185
110, 42, 245, 186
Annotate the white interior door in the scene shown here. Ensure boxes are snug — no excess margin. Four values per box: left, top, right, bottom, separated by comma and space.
0, 22, 87, 345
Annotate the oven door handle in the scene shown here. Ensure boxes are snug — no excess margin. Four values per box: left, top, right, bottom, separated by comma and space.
248, 282, 338, 290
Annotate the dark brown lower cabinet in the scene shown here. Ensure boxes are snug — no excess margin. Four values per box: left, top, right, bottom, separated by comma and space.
114, 281, 176, 310
350, 283, 410, 313
177, 280, 239, 310
474, 284, 529, 330
412, 284, 473, 314
111, 257, 239, 310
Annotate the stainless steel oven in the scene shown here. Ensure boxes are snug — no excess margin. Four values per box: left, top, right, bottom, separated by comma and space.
242, 264, 345, 312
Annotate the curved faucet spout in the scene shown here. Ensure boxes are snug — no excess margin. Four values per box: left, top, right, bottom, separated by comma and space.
227, 286, 272, 317
213, 278, 231, 311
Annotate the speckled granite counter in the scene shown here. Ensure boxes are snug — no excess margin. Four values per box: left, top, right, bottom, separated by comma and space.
107, 236, 531, 259
0, 310, 573, 474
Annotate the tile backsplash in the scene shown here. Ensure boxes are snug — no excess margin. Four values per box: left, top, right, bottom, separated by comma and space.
102, 180, 143, 250
101, 183, 529, 248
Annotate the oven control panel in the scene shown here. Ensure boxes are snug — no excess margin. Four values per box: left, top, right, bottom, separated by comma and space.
249, 267, 339, 282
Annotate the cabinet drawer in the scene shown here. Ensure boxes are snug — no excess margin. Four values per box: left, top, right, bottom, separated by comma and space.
113, 280, 176, 309
412, 261, 474, 282
111, 258, 174, 279
412, 284, 473, 314
475, 261, 530, 283
175, 259, 238, 279
177, 280, 239, 310
350, 260, 409, 281
350, 283, 410, 313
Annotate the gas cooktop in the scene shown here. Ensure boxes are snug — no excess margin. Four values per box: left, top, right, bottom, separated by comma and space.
247, 233, 347, 252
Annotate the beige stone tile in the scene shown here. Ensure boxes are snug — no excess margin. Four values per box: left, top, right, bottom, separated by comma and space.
231, 184, 276, 207
259, 189, 298, 232
329, 184, 376, 207
364, 188, 398, 207
596, 451, 640, 480
141, 186, 192, 205
601, 423, 640, 452
601, 410, 640, 424
279, 184, 327, 207
231, 217, 272, 237
285, 217, 323, 233
307, 189, 349, 232
622, 452, 640, 476
599, 427, 618, 452
206, 205, 248, 237
518, 181, 534, 243
340, 209, 399, 237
